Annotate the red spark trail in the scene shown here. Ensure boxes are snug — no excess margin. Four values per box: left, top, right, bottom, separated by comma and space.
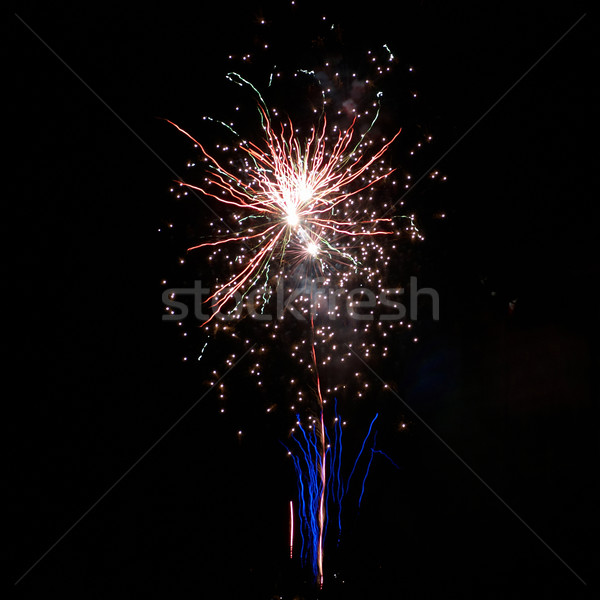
310, 311, 326, 589
289, 500, 294, 560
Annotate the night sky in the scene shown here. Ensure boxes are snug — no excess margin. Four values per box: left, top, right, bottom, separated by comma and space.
12, 2, 597, 598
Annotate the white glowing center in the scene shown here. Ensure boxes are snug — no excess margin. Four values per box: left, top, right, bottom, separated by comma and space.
286, 210, 299, 227
306, 242, 319, 256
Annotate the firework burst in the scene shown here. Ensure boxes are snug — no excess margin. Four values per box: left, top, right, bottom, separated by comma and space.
162, 12, 444, 589
167, 95, 404, 325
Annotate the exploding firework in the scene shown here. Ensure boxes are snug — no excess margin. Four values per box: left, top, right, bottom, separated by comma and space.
161, 7, 445, 590
167, 98, 402, 324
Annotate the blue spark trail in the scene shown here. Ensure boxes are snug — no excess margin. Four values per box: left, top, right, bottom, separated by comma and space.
284, 403, 399, 583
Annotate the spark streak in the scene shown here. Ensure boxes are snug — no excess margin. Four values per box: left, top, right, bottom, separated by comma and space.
289, 500, 294, 559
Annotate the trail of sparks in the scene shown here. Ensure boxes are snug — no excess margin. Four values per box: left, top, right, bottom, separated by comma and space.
289, 500, 294, 559
309, 312, 327, 589
284, 404, 388, 585
282, 419, 324, 579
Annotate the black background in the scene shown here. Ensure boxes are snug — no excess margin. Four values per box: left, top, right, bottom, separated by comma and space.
11, 1, 597, 598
